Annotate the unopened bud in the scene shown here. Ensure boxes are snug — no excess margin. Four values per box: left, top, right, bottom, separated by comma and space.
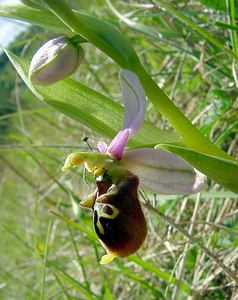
29, 36, 84, 85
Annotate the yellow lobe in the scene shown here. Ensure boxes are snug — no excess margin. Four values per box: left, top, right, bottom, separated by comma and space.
100, 252, 117, 265
94, 167, 105, 177
80, 192, 96, 209
62, 153, 86, 171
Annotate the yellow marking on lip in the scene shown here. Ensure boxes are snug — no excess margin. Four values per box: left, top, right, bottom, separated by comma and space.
94, 204, 120, 236
95, 203, 119, 219
96, 217, 105, 235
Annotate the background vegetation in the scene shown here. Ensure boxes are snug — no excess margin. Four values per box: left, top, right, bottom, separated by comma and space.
0, 0, 238, 299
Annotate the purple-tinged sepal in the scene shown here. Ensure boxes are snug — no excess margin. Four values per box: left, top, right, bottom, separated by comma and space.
98, 69, 146, 159
121, 148, 207, 195
119, 69, 146, 135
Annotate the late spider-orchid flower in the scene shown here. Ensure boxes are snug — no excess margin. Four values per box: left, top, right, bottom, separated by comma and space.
62, 70, 207, 264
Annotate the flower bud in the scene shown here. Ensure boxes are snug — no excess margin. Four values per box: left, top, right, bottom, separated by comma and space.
29, 36, 84, 85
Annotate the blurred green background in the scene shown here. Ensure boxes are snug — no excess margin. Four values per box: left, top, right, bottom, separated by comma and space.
0, 1, 238, 299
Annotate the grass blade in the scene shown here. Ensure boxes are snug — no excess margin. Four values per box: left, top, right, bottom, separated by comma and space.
40, 221, 52, 300
154, 0, 238, 60
129, 255, 191, 294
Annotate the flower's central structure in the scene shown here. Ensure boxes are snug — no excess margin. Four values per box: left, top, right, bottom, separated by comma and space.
62, 70, 207, 264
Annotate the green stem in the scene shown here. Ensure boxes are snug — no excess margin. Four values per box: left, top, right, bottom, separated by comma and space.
215, 22, 238, 32
40, 221, 52, 300
134, 63, 233, 160
42, 0, 137, 69
135, 65, 232, 160
226, 0, 238, 56
69, 34, 88, 45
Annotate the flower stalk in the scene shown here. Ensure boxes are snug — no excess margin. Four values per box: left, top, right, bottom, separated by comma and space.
134, 63, 234, 160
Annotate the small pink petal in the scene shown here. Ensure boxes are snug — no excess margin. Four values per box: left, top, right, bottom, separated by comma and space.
106, 129, 130, 160
98, 141, 108, 153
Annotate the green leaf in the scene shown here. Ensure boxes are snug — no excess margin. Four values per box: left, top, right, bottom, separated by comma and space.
129, 255, 191, 293
0, 3, 70, 33
199, 0, 227, 11
20, 0, 46, 10
216, 21, 238, 32
156, 144, 238, 194
48, 261, 100, 300
198, 0, 238, 17
40, 221, 52, 300
4, 49, 180, 148
113, 264, 163, 296
49, 210, 97, 240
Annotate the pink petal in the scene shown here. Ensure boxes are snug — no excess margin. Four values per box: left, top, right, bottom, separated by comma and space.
98, 141, 108, 153
121, 148, 207, 194
106, 129, 130, 160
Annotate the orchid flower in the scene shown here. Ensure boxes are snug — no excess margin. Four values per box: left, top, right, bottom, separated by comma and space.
62, 70, 207, 264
